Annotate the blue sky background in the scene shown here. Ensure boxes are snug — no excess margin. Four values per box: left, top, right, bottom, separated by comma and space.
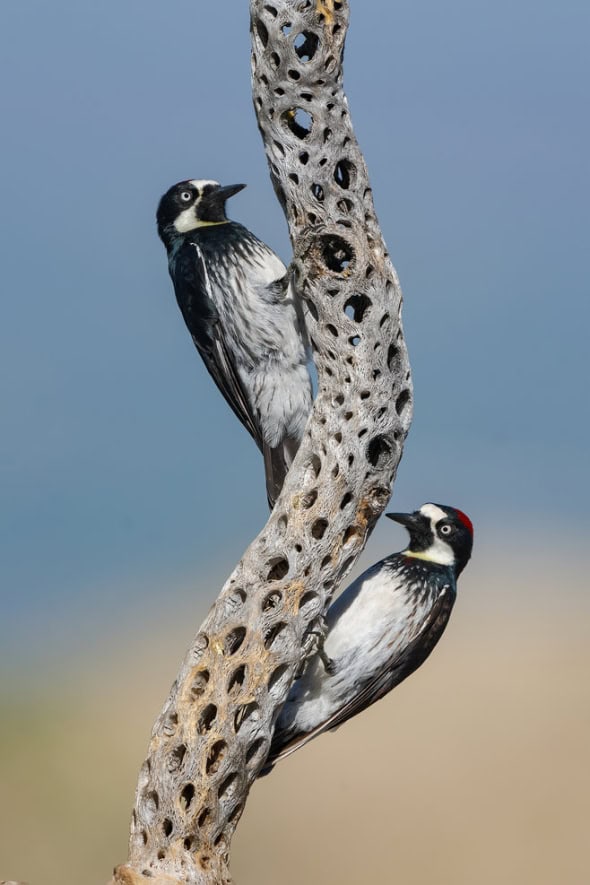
1, 0, 589, 669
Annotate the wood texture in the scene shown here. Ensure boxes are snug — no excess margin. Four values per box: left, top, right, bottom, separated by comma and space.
112, 2, 412, 882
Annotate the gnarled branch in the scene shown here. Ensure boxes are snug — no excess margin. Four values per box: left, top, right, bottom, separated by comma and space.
111, 2, 411, 882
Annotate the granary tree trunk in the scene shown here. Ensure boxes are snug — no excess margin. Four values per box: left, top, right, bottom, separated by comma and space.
111, 2, 412, 883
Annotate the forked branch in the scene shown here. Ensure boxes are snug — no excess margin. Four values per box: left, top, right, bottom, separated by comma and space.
111, 1, 411, 882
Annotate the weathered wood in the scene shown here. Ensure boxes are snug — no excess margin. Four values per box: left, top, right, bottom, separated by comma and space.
112, 2, 412, 882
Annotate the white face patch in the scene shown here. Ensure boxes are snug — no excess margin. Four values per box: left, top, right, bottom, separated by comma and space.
404, 503, 455, 566
189, 179, 219, 190
173, 180, 228, 232
420, 503, 448, 523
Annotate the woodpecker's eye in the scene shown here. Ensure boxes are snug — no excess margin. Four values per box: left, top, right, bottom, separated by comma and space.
179, 190, 193, 203
439, 523, 453, 536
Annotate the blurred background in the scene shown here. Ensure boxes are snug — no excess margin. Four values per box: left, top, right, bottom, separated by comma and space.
0, 1, 588, 883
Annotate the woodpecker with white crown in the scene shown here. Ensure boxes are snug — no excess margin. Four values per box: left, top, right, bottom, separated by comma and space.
262, 502, 474, 773
157, 179, 313, 507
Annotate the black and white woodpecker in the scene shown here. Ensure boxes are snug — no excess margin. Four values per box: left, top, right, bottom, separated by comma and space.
262, 502, 474, 773
156, 179, 313, 508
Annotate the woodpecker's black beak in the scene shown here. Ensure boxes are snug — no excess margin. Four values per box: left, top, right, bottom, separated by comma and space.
386, 511, 423, 530
216, 183, 247, 202
386, 510, 432, 549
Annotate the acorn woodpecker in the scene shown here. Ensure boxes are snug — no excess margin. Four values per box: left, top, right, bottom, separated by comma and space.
262, 502, 474, 773
156, 179, 313, 507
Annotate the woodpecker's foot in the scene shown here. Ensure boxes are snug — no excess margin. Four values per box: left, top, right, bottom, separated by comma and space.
320, 650, 337, 676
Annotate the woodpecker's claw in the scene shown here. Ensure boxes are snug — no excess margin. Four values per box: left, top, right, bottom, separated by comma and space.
320, 650, 337, 676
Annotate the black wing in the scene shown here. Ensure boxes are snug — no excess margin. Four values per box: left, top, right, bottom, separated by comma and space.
263, 586, 456, 772
171, 241, 263, 449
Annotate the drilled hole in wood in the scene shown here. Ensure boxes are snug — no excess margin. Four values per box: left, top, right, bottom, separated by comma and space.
304, 453, 322, 480
340, 492, 353, 509
358, 427, 368, 438
267, 556, 289, 581
162, 712, 178, 737
141, 830, 148, 845
320, 234, 353, 273
224, 626, 246, 655
337, 197, 353, 213
302, 488, 318, 508
225, 588, 247, 613
311, 182, 325, 201
311, 517, 328, 539
282, 107, 313, 138
157, 850, 166, 860
270, 51, 280, 68
262, 590, 283, 613
294, 30, 319, 61
344, 293, 372, 322
323, 127, 332, 143
184, 836, 196, 851
326, 323, 338, 336
334, 158, 355, 189
343, 525, 361, 546
344, 410, 353, 420
219, 773, 239, 803
192, 633, 209, 662
338, 555, 355, 579
333, 393, 344, 405
228, 802, 245, 825
168, 743, 187, 773
360, 390, 370, 400
349, 334, 361, 346
198, 704, 218, 735
228, 665, 247, 698
278, 513, 288, 532
289, 173, 299, 185
206, 740, 227, 775
189, 670, 210, 701
299, 150, 309, 164
162, 818, 173, 838
264, 4, 278, 15
274, 86, 285, 95
321, 554, 332, 569
197, 807, 211, 829
300, 91, 313, 101
333, 431, 343, 444
235, 702, 260, 733
376, 406, 388, 420
288, 69, 301, 79
396, 388, 411, 415
268, 663, 291, 698
272, 139, 286, 156
367, 434, 393, 468
264, 621, 288, 650
200, 856, 210, 871
180, 784, 195, 813
143, 790, 159, 823
255, 19, 269, 46
348, 453, 355, 466
332, 462, 340, 477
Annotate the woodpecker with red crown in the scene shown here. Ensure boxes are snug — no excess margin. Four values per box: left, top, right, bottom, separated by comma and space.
157, 179, 313, 508
262, 502, 474, 773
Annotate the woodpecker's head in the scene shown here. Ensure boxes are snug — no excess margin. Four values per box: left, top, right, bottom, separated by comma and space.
157, 180, 246, 247
387, 503, 473, 576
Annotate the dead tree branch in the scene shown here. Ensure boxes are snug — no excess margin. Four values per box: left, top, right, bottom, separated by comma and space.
111, 1, 412, 882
